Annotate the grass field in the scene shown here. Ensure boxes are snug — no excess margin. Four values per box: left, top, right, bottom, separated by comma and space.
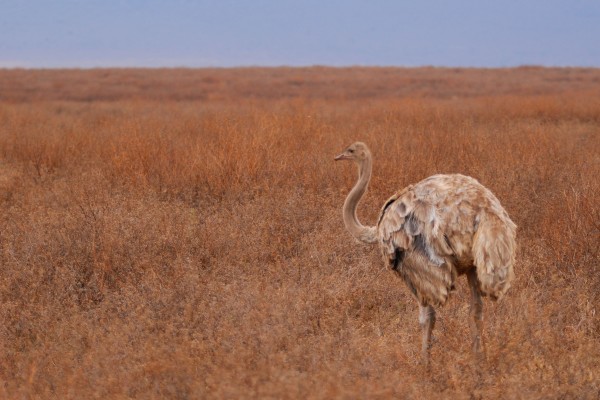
0, 67, 599, 398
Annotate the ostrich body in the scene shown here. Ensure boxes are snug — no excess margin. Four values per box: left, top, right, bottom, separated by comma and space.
335, 142, 516, 364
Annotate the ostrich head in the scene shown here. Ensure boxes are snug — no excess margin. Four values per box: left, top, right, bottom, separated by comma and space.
334, 142, 371, 163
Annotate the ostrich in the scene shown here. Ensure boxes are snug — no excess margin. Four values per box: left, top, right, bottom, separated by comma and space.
335, 142, 516, 365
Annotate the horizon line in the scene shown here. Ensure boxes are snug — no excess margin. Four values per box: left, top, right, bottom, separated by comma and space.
1, 64, 599, 71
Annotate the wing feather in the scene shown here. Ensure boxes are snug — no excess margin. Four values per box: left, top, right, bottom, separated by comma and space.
376, 186, 456, 306
378, 188, 453, 263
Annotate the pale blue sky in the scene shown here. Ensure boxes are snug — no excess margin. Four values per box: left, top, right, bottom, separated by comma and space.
1, 0, 599, 68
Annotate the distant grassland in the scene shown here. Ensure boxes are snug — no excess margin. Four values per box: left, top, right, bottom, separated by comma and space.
0, 67, 598, 398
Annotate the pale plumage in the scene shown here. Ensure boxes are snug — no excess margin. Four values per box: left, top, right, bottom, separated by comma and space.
335, 142, 516, 365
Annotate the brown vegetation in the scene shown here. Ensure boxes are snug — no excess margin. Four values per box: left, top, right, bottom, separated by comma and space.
0, 67, 599, 398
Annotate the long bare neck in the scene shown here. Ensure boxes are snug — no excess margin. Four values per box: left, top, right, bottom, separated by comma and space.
343, 156, 377, 244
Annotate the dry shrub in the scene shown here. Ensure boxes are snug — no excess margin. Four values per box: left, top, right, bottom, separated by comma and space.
0, 68, 599, 399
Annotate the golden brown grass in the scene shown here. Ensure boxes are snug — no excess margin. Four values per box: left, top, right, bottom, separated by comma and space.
0, 67, 599, 399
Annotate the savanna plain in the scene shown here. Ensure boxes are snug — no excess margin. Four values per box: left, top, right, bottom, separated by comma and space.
0, 67, 599, 399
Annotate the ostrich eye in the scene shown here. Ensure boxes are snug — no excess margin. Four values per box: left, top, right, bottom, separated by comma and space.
348, 149, 354, 153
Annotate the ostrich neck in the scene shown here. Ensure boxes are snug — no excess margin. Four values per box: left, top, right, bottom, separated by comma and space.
343, 157, 377, 244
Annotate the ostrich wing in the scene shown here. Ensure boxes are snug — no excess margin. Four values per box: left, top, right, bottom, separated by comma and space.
378, 186, 453, 264
376, 186, 456, 305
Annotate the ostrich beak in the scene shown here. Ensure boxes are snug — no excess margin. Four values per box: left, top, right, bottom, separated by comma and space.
334, 153, 349, 161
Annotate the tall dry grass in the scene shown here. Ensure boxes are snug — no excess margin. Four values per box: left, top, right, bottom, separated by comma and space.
0, 68, 599, 398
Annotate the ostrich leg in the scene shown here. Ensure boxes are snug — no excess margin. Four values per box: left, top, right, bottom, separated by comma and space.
467, 269, 484, 356
419, 303, 436, 365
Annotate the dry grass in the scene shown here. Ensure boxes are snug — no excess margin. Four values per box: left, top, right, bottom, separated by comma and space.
0, 67, 599, 399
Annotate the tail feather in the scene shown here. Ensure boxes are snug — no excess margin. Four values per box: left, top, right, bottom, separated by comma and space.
472, 213, 516, 300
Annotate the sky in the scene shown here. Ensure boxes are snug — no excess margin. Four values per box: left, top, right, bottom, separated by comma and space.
1, 0, 599, 68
